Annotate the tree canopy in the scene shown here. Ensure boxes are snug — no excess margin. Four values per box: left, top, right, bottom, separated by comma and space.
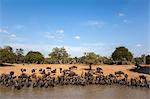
134, 54, 146, 64
24, 51, 44, 64
84, 52, 98, 64
1, 45, 149, 65
112, 46, 133, 62
82, 52, 101, 70
16, 48, 24, 63
0, 46, 16, 64
49, 47, 69, 64
146, 55, 150, 64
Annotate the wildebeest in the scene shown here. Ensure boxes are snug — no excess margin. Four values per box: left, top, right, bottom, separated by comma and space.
96, 67, 103, 73
51, 69, 56, 73
21, 68, 26, 73
0, 66, 149, 90
69, 66, 77, 70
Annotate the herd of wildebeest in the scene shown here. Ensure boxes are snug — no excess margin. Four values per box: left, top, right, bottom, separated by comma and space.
0, 65, 149, 90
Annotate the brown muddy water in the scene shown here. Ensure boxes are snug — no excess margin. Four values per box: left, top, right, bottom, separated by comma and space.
0, 85, 150, 99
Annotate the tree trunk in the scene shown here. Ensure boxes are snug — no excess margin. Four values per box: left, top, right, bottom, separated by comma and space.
89, 63, 92, 70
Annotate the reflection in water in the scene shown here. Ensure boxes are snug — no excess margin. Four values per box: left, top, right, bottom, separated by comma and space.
0, 85, 150, 99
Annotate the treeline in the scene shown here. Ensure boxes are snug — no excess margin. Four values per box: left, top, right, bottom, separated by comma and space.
0, 46, 150, 65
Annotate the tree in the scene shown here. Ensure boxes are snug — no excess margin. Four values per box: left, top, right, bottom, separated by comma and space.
79, 56, 86, 64
48, 47, 69, 64
134, 54, 146, 64
96, 55, 103, 64
103, 57, 115, 65
68, 57, 80, 64
134, 57, 143, 64
141, 54, 146, 64
146, 55, 150, 64
4, 46, 13, 52
112, 46, 133, 64
0, 47, 16, 64
84, 52, 98, 70
24, 51, 44, 64
16, 48, 24, 63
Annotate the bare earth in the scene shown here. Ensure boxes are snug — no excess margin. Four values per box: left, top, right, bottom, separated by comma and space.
0, 64, 150, 81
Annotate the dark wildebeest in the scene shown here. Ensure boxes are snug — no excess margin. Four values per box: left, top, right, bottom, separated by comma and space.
60, 68, 62, 73
69, 66, 77, 70
96, 67, 103, 73
51, 69, 56, 73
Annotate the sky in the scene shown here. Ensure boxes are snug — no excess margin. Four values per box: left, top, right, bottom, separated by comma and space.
0, 0, 149, 57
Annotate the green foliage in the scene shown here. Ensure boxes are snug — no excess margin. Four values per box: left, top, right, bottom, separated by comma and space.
78, 56, 85, 64
84, 52, 98, 64
4, 46, 13, 52
103, 58, 114, 65
134, 54, 146, 64
48, 47, 69, 64
16, 48, 24, 63
0, 45, 148, 65
82, 52, 102, 70
78, 52, 103, 65
0, 47, 16, 63
134, 57, 143, 64
65, 57, 80, 64
112, 46, 133, 62
25, 51, 44, 64
146, 55, 150, 64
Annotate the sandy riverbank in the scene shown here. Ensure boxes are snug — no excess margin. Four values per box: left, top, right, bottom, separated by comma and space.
0, 64, 150, 80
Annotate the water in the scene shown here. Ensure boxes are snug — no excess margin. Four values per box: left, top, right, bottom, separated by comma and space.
0, 85, 150, 99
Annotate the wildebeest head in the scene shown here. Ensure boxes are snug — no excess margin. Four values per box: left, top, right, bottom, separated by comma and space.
10, 71, 14, 76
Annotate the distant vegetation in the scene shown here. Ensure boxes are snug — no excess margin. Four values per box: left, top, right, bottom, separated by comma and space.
0, 45, 150, 65
146, 55, 150, 64
112, 46, 133, 65
24, 51, 44, 64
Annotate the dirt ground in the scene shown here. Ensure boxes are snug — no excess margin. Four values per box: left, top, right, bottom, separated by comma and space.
0, 64, 150, 81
